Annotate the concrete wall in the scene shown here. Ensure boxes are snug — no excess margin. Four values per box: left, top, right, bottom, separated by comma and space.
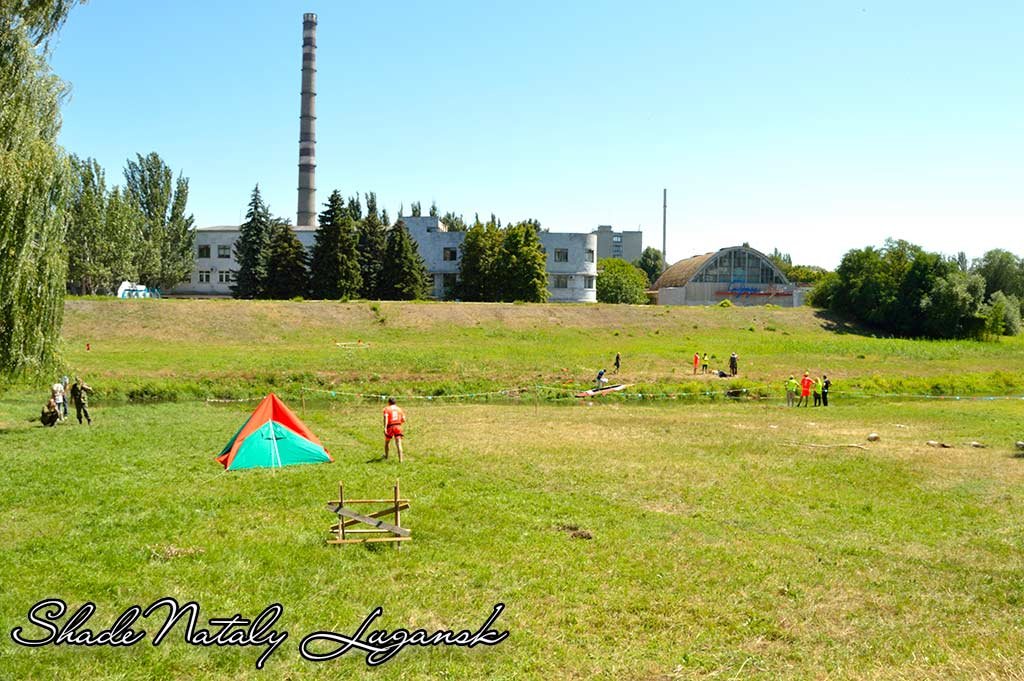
541, 232, 597, 302
593, 224, 643, 263
403, 217, 464, 299
657, 282, 802, 307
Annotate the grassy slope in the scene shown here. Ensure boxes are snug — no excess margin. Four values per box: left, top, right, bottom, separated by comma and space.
54, 299, 1024, 400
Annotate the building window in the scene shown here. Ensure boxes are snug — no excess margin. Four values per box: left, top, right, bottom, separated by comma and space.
585, 276, 595, 289
552, 274, 569, 289
443, 247, 458, 261
612, 235, 622, 243
217, 245, 231, 258
198, 270, 211, 283
554, 248, 569, 263
218, 270, 235, 284
198, 245, 211, 259
585, 249, 595, 263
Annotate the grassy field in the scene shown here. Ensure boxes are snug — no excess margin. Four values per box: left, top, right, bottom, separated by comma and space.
53, 298, 1024, 400
2, 300, 1024, 679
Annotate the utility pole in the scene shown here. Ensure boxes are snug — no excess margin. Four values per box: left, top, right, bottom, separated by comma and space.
662, 188, 667, 271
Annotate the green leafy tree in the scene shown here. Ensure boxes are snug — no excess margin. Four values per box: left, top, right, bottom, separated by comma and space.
429, 201, 438, 217
457, 217, 503, 301
440, 211, 467, 232
768, 248, 793, 277
309, 190, 362, 299
123, 152, 194, 290
597, 258, 650, 304
825, 240, 990, 339
232, 185, 271, 298
379, 219, 429, 300
786, 265, 828, 285
919, 269, 986, 339
634, 247, 663, 284
972, 249, 1023, 300
356, 192, 387, 298
263, 218, 308, 299
0, 1, 77, 381
985, 291, 1021, 336
497, 221, 548, 302
66, 156, 106, 294
410, 201, 422, 217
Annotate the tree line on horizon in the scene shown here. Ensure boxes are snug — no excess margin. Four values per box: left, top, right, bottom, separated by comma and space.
231, 186, 433, 301
809, 240, 1023, 339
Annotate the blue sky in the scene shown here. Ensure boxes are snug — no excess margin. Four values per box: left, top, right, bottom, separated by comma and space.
50, 1, 1022, 268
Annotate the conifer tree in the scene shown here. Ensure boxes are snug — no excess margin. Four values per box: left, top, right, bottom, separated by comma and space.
456, 216, 503, 301
263, 218, 308, 299
232, 185, 271, 298
379, 219, 429, 300
308, 190, 344, 299
356, 192, 387, 298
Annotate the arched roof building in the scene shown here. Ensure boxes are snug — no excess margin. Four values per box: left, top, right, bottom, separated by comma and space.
653, 245, 804, 306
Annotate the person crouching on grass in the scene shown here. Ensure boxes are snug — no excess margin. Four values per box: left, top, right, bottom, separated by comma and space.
383, 397, 406, 462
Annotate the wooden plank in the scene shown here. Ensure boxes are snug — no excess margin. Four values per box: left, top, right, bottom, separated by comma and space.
326, 499, 410, 505
325, 504, 411, 537
328, 536, 412, 545
394, 481, 401, 536
330, 503, 409, 531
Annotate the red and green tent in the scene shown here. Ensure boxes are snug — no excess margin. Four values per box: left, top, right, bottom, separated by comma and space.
215, 393, 332, 470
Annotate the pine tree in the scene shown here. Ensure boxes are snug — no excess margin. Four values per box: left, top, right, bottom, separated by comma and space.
346, 194, 362, 221
232, 185, 272, 298
456, 216, 503, 301
410, 201, 422, 217
263, 218, 309, 299
356, 192, 387, 298
498, 221, 548, 302
429, 201, 438, 217
310, 190, 362, 299
379, 220, 429, 300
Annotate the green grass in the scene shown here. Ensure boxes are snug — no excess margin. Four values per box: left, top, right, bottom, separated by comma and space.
2, 399, 1024, 679
2, 299, 1024, 679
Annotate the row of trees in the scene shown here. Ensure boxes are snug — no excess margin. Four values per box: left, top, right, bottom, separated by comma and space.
232, 187, 430, 300
810, 240, 1021, 339
65, 153, 195, 294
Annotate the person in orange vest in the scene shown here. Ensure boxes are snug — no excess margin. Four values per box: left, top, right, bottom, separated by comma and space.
797, 372, 813, 407
693, 352, 699, 375
383, 397, 406, 462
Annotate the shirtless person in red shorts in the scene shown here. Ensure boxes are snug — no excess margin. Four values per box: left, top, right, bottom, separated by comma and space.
383, 397, 406, 462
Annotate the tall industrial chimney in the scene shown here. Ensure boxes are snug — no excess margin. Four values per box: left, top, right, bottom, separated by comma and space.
296, 13, 317, 227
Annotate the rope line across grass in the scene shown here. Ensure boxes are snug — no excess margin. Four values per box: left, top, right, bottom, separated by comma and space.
204, 386, 1024, 405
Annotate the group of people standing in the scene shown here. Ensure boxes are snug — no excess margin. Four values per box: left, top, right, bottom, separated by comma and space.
785, 372, 831, 407
693, 351, 739, 378
41, 376, 93, 427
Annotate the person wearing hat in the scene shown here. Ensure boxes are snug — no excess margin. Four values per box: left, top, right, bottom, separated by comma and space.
785, 375, 798, 407
69, 376, 93, 425
798, 372, 813, 407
